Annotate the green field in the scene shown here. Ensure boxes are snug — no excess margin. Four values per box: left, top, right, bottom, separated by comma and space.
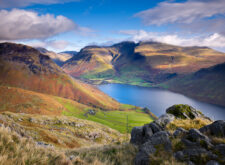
57, 97, 153, 133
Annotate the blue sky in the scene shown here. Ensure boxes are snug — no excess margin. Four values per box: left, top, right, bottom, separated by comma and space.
0, 0, 225, 52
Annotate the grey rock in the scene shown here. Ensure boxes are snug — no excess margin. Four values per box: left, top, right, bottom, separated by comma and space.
173, 127, 188, 137
135, 140, 157, 165
186, 129, 213, 149
131, 122, 164, 145
182, 147, 208, 157
149, 122, 163, 134
149, 131, 172, 151
175, 147, 217, 163
214, 144, 225, 156
88, 109, 96, 115
142, 124, 154, 141
155, 113, 175, 127
181, 138, 198, 147
187, 129, 210, 142
175, 147, 207, 162
134, 131, 172, 165
187, 161, 195, 165
135, 151, 153, 165
174, 151, 186, 161
36, 141, 53, 148
200, 120, 225, 137
29, 118, 35, 123
130, 126, 144, 145
18, 118, 23, 122
166, 104, 205, 119
69, 155, 75, 161
206, 160, 220, 165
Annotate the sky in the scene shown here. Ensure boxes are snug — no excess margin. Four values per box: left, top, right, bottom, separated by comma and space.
0, 0, 225, 52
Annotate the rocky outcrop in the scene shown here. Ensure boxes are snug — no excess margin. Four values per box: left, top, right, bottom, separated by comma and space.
154, 113, 175, 127
130, 104, 225, 165
166, 104, 206, 119
130, 122, 164, 146
135, 131, 172, 165
173, 127, 188, 137
199, 120, 225, 137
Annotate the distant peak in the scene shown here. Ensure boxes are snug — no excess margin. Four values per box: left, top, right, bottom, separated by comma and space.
112, 41, 136, 47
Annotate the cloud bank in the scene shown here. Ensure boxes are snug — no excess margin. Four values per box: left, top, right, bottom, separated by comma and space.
0, 9, 76, 40
135, 0, 225, 35
0, 0, 79, 8
120, 30, 225, 49
136, 0, 225, 25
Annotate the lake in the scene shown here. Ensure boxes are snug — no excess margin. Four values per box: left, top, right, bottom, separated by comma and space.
98, 84, 225, 120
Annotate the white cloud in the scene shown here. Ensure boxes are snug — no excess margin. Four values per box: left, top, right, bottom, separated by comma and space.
24, 40, 74, 51
131, 0, 225, 51
135, 0, 225, 26
0, 0, 79, 8
0, 9, 77, 40
120, 30, 225, 49
30, 40, 70, 49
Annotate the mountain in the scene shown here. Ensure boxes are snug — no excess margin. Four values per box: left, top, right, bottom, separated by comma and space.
63, 41, 225, 86
59, 51, 77, 56
159, 62, 225, 106
36, 47, 73, 66
0, 42, 120, 110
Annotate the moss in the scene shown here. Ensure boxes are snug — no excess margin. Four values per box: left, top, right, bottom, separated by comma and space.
173, 140, 185, 152
167, 104, 197, 119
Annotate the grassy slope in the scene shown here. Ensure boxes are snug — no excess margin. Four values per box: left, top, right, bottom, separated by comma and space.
0, 125, 72, 165
0, 42, 121, 110
57, 96, 153, 133
0, 86, 153, 133
0, 124, 138, 165
0, 111, 125, 149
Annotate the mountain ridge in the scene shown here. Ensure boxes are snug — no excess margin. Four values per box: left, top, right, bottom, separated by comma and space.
36, 47, 74, 66
159, 62, 225, 106
0, 42, 121, 110
63, 41, 225, 84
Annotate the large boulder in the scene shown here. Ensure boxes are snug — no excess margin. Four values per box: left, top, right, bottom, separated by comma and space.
130, 122, 163, 145
187, 129, 211, 142
206, 160, 220, 165
166, 104, 205, 119
135, 131, 172, 165
174, 147, 217, 163
214, 144, 225, 157
199, 120, 225, 137
130, 126, 144, 145
155, 113, 175, 127
176, 147, 218, 162
173, 127, 188, 137
186, 129, 213, 149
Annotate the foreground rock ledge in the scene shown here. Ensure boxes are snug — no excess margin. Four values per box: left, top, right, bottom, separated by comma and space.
130, 104, 225, 165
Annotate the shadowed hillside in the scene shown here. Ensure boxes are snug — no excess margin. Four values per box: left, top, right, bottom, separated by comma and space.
159, 62, 225, 106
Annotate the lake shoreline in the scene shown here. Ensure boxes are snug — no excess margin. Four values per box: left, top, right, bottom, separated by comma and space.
82, 77, 225, 108
98, 84, 225, 120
